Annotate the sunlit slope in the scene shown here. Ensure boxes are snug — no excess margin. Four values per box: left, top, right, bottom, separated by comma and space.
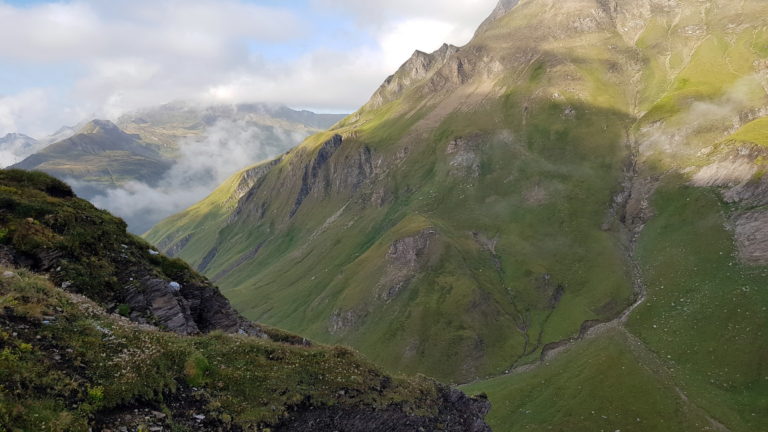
147, 0, 768, 394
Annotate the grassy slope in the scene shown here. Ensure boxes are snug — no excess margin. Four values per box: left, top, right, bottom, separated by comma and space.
148, 5, 638, 383
464, 3, 768, 429
0, 268, 466, 431
146, 0, 768, 427
462, 330, 715, 432
466, 180, 768, 432
627, 179, 768, 432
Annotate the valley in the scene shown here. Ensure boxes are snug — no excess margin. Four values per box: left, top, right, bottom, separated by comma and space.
1, 0, 767, 430
145, 0, 768, 430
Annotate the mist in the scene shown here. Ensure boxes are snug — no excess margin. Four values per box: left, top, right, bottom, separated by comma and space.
77, 119, 308, 234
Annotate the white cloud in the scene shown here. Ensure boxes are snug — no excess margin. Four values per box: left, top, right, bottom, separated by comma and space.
0, 0, 501, 136
83, 118, 310, 233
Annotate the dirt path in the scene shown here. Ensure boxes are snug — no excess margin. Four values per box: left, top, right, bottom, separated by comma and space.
467, 160, 733, 430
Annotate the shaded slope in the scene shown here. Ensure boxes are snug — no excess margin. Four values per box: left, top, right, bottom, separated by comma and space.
0, 169, 490, 431
148, 0, 645, 383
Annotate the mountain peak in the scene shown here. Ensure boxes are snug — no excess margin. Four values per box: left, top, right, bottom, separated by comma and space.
78, 119, 124, 136
1, 132, 35, 141
477, 0, 520, 33
365, 43, 460, 109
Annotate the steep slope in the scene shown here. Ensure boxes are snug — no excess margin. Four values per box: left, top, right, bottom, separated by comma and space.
147, 0, 768, 429
148, 0, 642, 383
0, 169, 490, 431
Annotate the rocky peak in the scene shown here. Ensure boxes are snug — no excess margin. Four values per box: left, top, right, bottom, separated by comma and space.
77, 119, 127, 137
477, 0, 520, 33
1, 132, 36, 142
365, 43, 460, 109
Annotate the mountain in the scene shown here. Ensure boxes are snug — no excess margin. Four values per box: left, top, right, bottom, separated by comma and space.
146, 0, 768, 430
11, 119, 172, 197
116, 102, 345, 155
12, 104, 347, 233
0, 133, 40, 167
0, 169, 490, 431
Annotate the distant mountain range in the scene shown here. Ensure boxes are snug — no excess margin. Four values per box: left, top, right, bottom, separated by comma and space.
8, 103, 346, 232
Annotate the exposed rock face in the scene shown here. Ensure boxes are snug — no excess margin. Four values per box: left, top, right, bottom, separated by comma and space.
447, 137, 481, 178
276, 387, 491, 432
291, 134, 344, 217
731, 210, 768, 265
165, 234, 192, 257
328, 308, 367, 335
378, 229, 438, 301
366, 44, 460, 109
693, 145, 768, 266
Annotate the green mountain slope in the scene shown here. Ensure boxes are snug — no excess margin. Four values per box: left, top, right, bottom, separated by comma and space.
0, 169, 490, 431
146, 0, 768, 429
11, 120, 171, 194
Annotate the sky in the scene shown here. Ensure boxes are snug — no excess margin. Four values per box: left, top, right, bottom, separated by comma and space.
0, 0, 499, 138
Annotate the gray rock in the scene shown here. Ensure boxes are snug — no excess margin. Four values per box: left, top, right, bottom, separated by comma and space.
377, 228, 438, 302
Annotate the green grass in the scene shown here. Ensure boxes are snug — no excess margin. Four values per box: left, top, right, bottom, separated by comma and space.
463, 330, 716, 432
463, 179, 768, 431
148, 92, 636, 383
627, 178, 768, 431
0, 267, 469, 431
726, 116, 768, 147
144, 0, 768, 398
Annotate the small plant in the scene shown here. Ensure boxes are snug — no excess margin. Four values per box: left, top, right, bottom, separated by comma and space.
116, 304, 131, 317
183, 352, 210, 387
86, 386, 104, 403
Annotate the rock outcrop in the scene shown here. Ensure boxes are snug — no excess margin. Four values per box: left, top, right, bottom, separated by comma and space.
276, 387, 491, 432
0, 169, 268, 338
366, 44, 460, 110
378, 228, 438, 302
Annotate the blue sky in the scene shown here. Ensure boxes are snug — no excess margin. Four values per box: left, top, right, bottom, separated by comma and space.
0, 0, 498, 137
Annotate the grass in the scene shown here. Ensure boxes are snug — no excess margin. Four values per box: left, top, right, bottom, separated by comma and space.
147, 91, 637, 383
725, 116, 768, 147
462, 330, 716, 432
0, 267, 465, 431
0, 169, 196, 304
144, 0, 768, 402
627, 177, 768, 431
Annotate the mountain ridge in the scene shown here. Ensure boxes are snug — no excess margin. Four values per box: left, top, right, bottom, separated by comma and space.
146, 0, 768, 430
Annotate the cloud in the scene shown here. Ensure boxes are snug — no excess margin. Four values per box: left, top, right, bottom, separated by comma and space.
82, 119, 309, 233
0, 0, 500, 137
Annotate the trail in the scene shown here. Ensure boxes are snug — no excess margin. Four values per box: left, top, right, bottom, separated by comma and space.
465, 147, 733, 431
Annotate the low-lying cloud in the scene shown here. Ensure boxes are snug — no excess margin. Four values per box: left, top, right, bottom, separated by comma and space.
78, 119, 308, 234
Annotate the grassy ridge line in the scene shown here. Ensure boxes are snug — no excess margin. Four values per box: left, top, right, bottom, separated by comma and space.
0, 267, 473, 431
